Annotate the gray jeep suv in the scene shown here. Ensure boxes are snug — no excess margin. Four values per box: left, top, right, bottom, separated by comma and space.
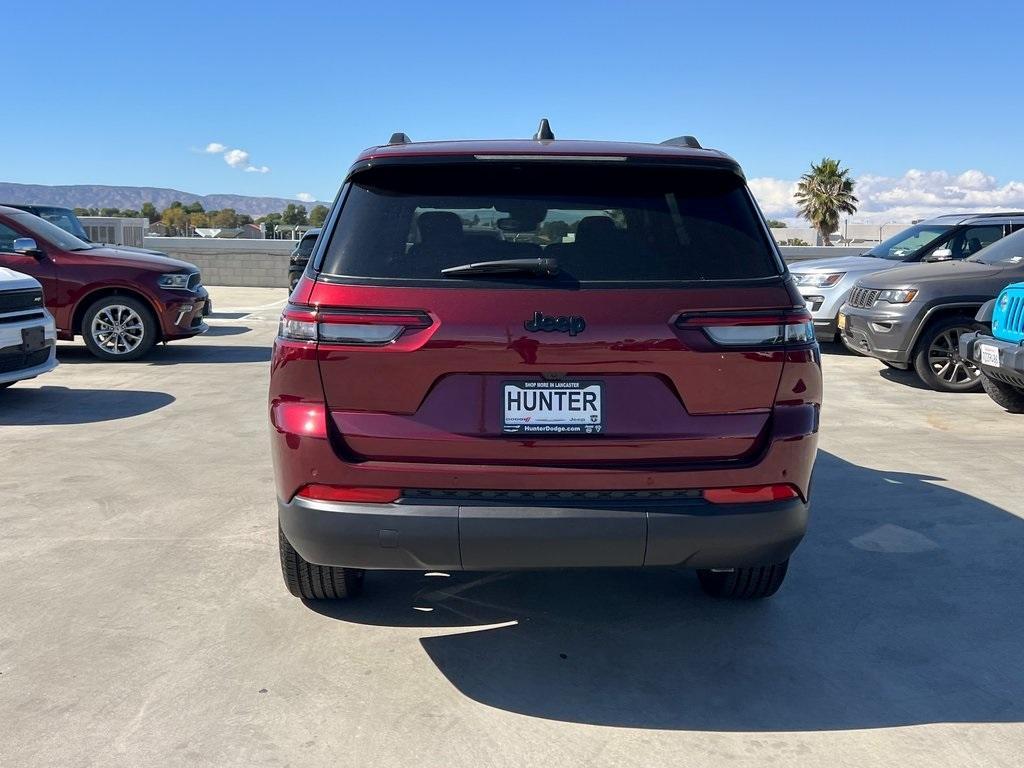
839, 228, 1024, 392
792, 212, 1024, 342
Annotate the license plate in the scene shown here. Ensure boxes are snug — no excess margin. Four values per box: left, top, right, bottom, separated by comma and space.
837, 312, 848, 332
502, 381, 603, 435
980, 344, 1000, 367
21, 326, 45, 352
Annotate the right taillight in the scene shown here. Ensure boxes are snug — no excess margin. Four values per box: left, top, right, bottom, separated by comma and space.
278, 305, 432, 345
677, 309, 815, 348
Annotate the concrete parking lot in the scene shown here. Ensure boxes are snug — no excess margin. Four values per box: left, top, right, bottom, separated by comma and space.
2, 286, 1023, 768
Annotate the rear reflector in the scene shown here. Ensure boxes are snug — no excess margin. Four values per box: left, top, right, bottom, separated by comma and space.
296, 484, 401, 503
703, 484, 800, 504
278, 305, 432, 345
271, 401, 327, 439
678, 310, 815, 347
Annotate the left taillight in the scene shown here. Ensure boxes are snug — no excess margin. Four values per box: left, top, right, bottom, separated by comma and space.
278, 304, 432, 345
677, 309, 815, 348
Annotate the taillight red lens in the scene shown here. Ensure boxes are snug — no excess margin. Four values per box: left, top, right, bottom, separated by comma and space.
270, 401, 327, 439
295, 484, 400, 503
678, 310, 815, 347
703, 484, 800, 504
277, 305, 432, 345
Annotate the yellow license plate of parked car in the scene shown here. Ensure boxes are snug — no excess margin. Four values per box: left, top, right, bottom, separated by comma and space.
838, 312, 848, 332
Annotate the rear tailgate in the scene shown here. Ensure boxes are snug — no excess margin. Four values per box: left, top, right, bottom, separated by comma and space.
314, 283, 793, 467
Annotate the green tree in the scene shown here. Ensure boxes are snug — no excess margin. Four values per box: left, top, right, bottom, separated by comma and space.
780, 237, 810, 246
794, 158, 858, 246
160, 206, 189, 235
309, 204, 330, 227
281, 204, 308, 226
189, 211, 210, 228
100, 207, 120, 216
767, 219, 787, 229
184, 202, 205, 215
141, 202, 159, 223
212, 208, 239, 227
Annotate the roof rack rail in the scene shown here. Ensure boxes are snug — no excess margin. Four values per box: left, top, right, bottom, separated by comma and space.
661, 135, 702, 149
533, 118, 555, 141
388, 132, 412, 145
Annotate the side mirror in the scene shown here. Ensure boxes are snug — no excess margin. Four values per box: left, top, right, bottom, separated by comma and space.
12, 237, 41, 255
926, 247, 953, 262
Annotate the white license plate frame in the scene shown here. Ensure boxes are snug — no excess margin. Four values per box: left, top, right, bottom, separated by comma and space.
980, 344, 1000, 367
502, 380, 604, 435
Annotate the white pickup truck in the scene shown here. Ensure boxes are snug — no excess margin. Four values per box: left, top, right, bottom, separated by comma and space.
0, 267, 57, 388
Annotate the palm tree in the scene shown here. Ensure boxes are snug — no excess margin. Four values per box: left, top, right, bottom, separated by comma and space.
794, 158, 858, 246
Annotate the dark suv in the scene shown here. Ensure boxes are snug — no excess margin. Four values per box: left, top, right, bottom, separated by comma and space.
288, 227, 320, 291
270, 125, 822, 601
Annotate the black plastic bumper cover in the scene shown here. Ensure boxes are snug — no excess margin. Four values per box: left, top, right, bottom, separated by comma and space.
279, 495, 809, 571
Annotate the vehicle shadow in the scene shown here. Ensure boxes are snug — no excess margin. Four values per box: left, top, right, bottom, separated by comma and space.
0, 386, 174, 425
879, 366, 932, 390
819, 340, 856, 356
56, 344, 270, 365
202, 325, 252, 337
307, 451, 1024, 731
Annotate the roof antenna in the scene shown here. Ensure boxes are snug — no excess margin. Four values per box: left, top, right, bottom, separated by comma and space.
388, 132, 411, 145
533, 118, 555, 141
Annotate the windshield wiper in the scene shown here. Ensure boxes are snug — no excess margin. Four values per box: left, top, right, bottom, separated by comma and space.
441, 257, 559, 277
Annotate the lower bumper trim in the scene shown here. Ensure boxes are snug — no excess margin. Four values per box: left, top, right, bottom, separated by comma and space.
279, 495, 809, 571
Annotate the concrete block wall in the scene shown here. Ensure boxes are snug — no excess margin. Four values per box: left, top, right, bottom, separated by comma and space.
142, 238, 864, 287
143, 237, 295, 288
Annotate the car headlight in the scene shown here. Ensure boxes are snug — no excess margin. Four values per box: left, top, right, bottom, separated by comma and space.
795, 272, 845, 287
876, 288, 918, 304
158, 273, 192, 290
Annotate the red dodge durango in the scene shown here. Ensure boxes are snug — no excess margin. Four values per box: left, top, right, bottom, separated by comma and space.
0, 205, 209, 360
270, 125, 821, 600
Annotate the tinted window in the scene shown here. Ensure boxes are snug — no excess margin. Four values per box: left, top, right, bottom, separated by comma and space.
33, 207, 90, 240
969, 228, 1024, 264
0, 222, 19, 251
295, 233, 318, 258
10, 212, 93, 251
319, 164, 779, 283
946, 225, 1003, 259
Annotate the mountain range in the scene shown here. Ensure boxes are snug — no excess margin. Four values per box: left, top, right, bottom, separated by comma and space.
0, 182, 331, 216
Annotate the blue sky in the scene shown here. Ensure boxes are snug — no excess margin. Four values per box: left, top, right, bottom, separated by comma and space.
6, 1, 1024, 220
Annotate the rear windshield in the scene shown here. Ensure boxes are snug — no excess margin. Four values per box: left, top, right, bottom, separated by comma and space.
318, 163, 780, 284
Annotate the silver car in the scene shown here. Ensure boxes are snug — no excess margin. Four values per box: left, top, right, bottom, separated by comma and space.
790, 213, 1024, 341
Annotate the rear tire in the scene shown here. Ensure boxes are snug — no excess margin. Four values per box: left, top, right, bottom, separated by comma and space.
697, 561, 789, 599
981, 374, 1024, 413
912, 317, 984, 392
279, 525, 364, 599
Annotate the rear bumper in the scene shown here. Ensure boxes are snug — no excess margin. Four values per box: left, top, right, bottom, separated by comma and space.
279, 494, 809, 571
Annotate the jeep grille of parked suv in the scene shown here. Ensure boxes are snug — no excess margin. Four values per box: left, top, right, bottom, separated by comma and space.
270, 123, 822, 601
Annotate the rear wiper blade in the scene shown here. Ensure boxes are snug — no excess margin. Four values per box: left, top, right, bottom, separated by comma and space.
441, 257, 559, 277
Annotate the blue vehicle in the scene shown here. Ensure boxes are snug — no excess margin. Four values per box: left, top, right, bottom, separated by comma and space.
961, 282, 1024, 412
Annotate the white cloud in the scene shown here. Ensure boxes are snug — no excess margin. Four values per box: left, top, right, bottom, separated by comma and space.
223, 148, 250, 168
200, 142, 270, 174
750, 168, 1024, 224
295, 192, 315, 202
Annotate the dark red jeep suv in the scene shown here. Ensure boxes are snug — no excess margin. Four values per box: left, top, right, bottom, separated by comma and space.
0, 205, 209, 360
271, 126, 821, 600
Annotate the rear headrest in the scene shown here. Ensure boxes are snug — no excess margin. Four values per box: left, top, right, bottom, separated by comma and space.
575, 216, 616, 247
417, 211, 463, 245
